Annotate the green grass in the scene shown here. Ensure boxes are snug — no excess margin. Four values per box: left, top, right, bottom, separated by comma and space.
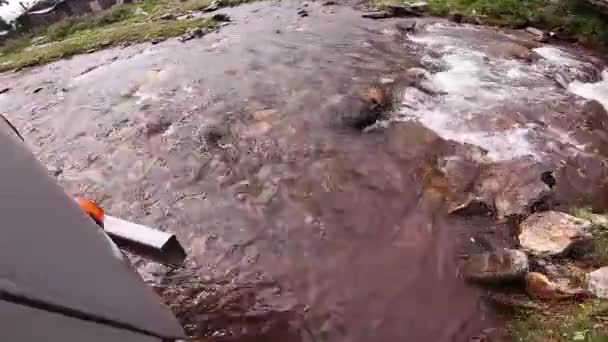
508, 209, 608, 341
0, 17, 214, 71
372, 0, 608, 46
46, 4, 137, 41
510, 301, 608, 342
0, 0, 256, 71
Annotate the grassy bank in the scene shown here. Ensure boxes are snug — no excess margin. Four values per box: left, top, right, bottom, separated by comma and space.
0, 0, 249, 71
510, 300, 608, 342
510, 208, 608, 342
373, 0, 608, 47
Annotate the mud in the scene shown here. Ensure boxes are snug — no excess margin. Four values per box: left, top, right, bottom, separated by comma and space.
1, 1, 608, 341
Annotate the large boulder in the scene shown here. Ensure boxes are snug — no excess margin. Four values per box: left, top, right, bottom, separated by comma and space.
462, 248, 529, 284
519, 211, 593, 257
587, 267, 608, 298
476, 159, 554, 219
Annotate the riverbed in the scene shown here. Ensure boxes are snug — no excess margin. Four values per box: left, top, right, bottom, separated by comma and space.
1, 1, 607, 340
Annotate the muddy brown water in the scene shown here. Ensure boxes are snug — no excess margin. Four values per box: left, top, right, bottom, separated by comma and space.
2, 1, 608, 341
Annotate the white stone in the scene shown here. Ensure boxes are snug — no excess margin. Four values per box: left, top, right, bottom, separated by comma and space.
587, 267, 608, 298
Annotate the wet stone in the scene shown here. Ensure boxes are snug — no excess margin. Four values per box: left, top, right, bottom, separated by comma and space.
462, 248, 528, 285
327, 92, 385, 130
581, 99, 608, 131
201, 125, 226, 145
396, 20, 417, 34
525, 27, 549, 42
212, 13, 230, 22
47, 165, 63, 177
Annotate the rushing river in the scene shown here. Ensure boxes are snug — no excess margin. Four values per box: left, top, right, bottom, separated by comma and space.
1, 1, 607, 340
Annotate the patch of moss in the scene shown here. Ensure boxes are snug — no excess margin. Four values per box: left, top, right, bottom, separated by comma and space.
510, 301, 608, 342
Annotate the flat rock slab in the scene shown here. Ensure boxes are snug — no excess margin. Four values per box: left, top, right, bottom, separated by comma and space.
519, 211, 592, 256
463, 248, 528, 284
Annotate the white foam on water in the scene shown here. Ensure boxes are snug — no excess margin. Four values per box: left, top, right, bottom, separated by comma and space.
534, 46, 608, 110
400, 28, 546, 160
398, 25, 604, 161
569, 70, 608, 110
534, 46, 582, 66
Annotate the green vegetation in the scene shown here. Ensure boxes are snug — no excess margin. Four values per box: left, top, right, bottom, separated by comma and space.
0, 0, 253, 71
0, 18, 214, 71
507, 208, 608, 341
373, 0, 608, 46
510, 301, 608, 342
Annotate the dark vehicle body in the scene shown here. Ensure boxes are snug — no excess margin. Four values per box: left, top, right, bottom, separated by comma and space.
0, 116, 184, 341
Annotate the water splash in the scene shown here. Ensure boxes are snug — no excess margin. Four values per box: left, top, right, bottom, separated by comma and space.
398, 24, 606, 161
569, 70, 608, 110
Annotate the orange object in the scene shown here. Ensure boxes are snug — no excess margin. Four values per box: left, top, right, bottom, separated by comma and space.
75, 197, 104, 228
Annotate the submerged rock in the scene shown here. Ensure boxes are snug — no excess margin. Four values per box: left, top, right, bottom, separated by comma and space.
395, 20, 417, 34
327, 86, 390, 130
487, 42, 538, 62
462, 249, 528, 284
519, 211, 593, 257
